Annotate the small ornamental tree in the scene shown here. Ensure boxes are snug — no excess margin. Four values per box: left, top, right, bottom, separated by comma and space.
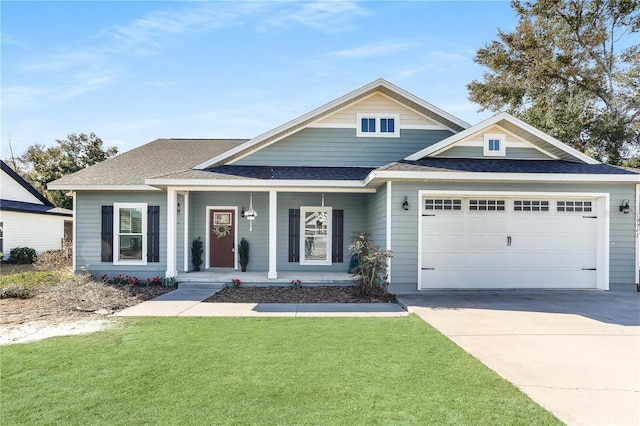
191, 237, 203, 271
348, 232, 394, 297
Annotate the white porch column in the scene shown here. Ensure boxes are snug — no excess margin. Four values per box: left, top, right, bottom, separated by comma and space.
386, 181, 392, 283
166, 188, 177, 278
268, 190, 278, 279
183, 191, 189, 272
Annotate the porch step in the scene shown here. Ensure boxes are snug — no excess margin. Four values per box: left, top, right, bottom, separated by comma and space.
177, 282, 226, 290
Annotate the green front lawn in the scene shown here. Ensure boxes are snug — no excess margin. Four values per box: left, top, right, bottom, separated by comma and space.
1, 316, 560, 425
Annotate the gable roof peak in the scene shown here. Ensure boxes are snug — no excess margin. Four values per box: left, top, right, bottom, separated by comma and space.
405, 111, 600, 165
193, 78, 470, 170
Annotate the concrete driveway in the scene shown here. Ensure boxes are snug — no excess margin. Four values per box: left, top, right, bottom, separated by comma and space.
397, 291, 640, 426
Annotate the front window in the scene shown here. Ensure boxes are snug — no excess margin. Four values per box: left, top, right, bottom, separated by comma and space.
300, 206, 332, 265
483, 133, 506, 157
114, 203, 147, 264
356, 113, 400, 137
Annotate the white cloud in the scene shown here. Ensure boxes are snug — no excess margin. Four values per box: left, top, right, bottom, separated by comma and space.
264, 1, 368, 32
2, 86, 54, 110
326, 40, 419, 58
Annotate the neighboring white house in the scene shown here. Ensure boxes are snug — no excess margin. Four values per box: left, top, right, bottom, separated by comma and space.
0, 160, 72, 260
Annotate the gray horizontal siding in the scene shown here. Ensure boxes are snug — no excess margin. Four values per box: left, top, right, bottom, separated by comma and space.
235, 128, 454, 167
189, 192, 270, 272
75, 191, 167, 280
436, 146, 552, 160
276, 192, 369, 272
388, 182, 637, 291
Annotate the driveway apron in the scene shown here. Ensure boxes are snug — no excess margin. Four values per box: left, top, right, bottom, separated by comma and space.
398, 291, 640, 426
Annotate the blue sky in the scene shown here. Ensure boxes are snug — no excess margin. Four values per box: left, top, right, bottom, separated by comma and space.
2, 1, 518, 157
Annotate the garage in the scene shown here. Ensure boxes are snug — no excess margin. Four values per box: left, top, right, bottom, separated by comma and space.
420, 195, 602, 289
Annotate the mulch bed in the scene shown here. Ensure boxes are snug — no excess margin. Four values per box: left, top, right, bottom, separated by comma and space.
205, 285, 397, 304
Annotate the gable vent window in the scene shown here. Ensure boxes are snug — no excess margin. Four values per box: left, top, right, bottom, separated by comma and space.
425, 199, 462, 211
483, 133, 506, 157
514, 200, 550, 212
356, 113, 400, 137
469, 199, 506, 211
557, 201, 592, 212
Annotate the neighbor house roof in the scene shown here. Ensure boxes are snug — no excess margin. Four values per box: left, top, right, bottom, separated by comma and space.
49, 138, 248, 190
1, 200, 72, 216
193, 79, 471, 169
1, 160, 54, 206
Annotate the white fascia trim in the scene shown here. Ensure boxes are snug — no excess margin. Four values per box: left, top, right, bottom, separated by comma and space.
405, 112, 600, 164
47, 184, 161, 191
166, 186, 377, 193
300, 123, 450, 131
194, 79, 470, 169
145, 178, 368, 188
366, 170, 640, 184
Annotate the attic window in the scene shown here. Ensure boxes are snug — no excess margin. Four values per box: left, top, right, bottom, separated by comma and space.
483, 133, 506, 157
356, 113, 399, 137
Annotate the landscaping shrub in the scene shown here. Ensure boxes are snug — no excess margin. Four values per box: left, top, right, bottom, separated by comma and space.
0, 284, 32, 299
348, 232, 394, 297
8, 247, 38, 264
34, 241, 72, 271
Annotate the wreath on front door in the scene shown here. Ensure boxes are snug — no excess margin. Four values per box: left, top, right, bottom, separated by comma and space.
212, 224, 231, 239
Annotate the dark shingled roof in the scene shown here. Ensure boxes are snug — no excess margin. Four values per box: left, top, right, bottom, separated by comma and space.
204, 165, 376, 180
50, 138, 248, 187
0, 200, 72, 216
386, 159, 639, 175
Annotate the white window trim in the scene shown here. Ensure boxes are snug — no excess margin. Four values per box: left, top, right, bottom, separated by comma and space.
483, 133, 506, 157
300, 206, 332, 265
113, 202, 147, 265
356, 113, 400, 138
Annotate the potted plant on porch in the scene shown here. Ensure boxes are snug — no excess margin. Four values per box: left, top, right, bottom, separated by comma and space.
191, 237, 203, 271
239, 237, 249, 272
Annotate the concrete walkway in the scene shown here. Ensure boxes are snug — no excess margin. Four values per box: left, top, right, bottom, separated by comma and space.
397, 291, 640, 426
114, 288, 407, 317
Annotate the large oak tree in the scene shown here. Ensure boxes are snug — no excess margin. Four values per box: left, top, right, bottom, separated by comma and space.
468, 0, 639, 164
8, 133, 118, 209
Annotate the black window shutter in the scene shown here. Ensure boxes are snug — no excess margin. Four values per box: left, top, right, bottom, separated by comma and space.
147, 206, 160, 263
101, 206, 113, 262
288, 209, 300, 262
332, 209, 344, 263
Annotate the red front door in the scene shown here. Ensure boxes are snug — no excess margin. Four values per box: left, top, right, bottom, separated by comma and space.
210, 210, 235, 268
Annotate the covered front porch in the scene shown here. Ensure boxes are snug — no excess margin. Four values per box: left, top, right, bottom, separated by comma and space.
164, 185, 389, 280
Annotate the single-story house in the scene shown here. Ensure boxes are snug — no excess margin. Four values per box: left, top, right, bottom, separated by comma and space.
0, 160, 73, 260
49, 79, 639, 291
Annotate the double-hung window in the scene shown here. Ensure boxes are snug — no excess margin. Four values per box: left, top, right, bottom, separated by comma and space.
300, 206, 332, 265
483, 133, 506, 157
356, 113, 400, 137
114, 203, 147, 264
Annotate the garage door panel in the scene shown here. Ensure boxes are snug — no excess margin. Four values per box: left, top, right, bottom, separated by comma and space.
420, 196, 599, 290
509, 251, 596, 269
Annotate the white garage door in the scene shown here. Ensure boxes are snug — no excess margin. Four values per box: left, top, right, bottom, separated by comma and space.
421, 197, 598, 289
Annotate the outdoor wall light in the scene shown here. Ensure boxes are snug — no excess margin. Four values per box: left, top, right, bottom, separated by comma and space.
177, 202, 181, 215
240, 207, 245, 218
244, 193, 257, 231
402, 196, 409, 211
619, 199, 630, 214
